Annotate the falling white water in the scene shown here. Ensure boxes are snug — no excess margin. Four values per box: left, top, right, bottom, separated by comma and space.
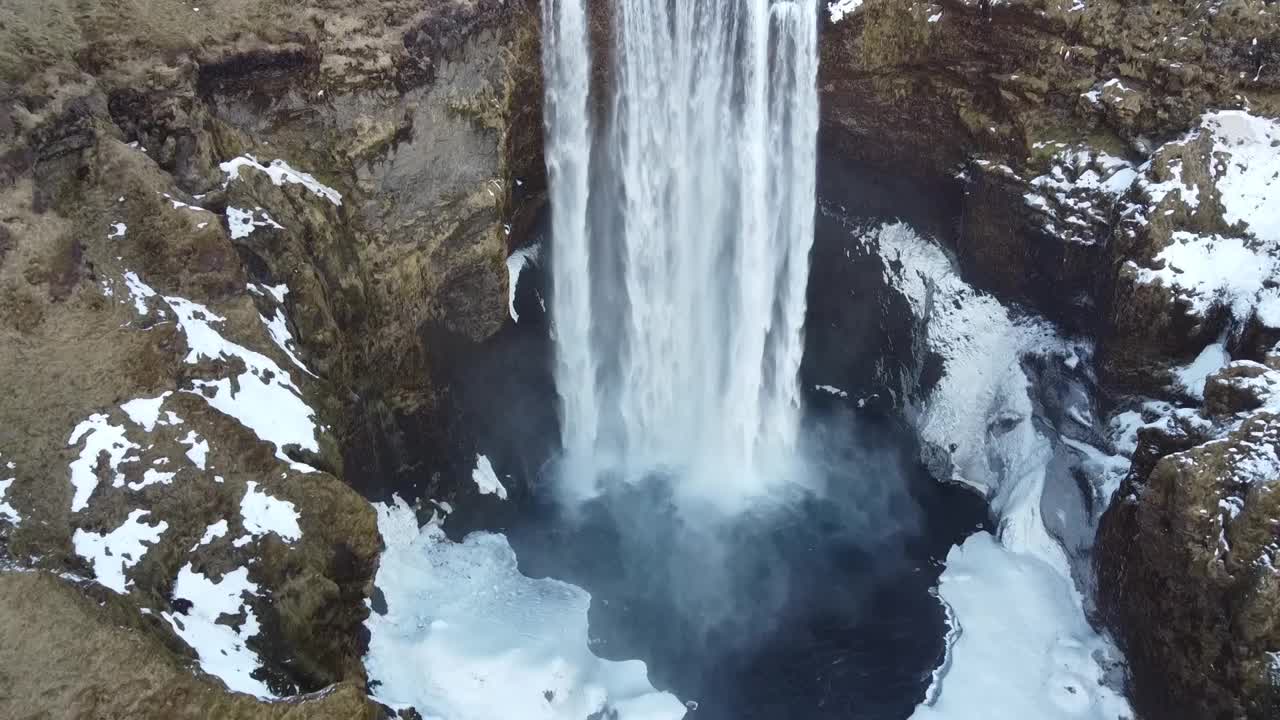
543, 0, 820, 509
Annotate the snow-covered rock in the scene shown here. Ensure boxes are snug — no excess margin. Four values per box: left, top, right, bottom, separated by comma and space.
162, 563, 273, 697
863, 222, 1132, 719
72, 509, 168, 594
1130, 232, 1280, 327
1098, 353, 1280, 717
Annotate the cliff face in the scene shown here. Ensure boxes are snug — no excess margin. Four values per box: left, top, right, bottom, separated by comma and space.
0, 0, 542, 714
1097, 362, 1280, 719
819, 1, 1280, 717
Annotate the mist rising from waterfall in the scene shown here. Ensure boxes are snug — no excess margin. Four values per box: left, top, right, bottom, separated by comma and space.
542, 0, 820, 511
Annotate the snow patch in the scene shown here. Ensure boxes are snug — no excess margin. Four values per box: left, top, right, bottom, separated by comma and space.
221, 155, 342, 206
72, 509, 168, 593
226, 206, 285, 240
67, 414, 139, 512
163, 563, 273, 697
506, 244, 541, 323
1130, 231, 1279, 324
246, 283, 315, 375
239, 481, 302, 542
1106, 400, 1211, 458
122, 271, 161, 317
827, 0, 863, 22
0, 474, 19, 525
248, 283, 288, 304
815, 384, 849, 398
192, 519, 229, 550
1021, 147, 1140, 244
161, 193, 210, 213
120, 392, 173, 432
1202, 110, 1280, 243
162, 294, 319, 470
127, 468, 177, 491
1175, 341, 1231, 399
260, 308, 316, 377
472, 454, 508, 500
364, 497, 685, 720
180, 430, 210, 469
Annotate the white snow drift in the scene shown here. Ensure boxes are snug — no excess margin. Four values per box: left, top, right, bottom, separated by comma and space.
239, 481, 302, 543
163, 563, 274, 697
364, 497, 685, 720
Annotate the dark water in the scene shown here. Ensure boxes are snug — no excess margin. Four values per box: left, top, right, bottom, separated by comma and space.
487, 403, 989, 720
443, 354, 990, 718
438, 154, 986, 719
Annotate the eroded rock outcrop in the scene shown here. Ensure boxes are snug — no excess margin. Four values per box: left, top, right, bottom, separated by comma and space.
1, 0, 1276, 717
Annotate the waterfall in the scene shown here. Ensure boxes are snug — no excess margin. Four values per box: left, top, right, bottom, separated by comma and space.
542, 0, 819, 508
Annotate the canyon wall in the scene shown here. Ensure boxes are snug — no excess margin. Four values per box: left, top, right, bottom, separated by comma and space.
1, 0, 1278, 717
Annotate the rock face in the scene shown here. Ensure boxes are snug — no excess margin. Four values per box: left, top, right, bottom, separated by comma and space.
0, 0, 543, 714
818, 1, 1280, 717
821, 0, 1280, 375
1097, 357, 1280, 720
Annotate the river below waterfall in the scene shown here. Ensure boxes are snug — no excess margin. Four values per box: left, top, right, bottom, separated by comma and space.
494, 413, 990, 720
440, 407, 992, 720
